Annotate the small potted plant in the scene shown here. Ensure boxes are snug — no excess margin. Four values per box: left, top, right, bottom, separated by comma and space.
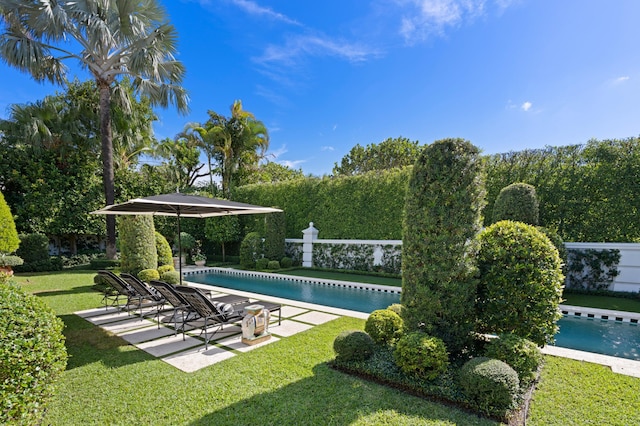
192, 240, 207, 267
0, 254, 24, 276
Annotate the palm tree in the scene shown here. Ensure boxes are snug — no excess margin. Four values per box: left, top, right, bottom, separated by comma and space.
0, 1, 189, 259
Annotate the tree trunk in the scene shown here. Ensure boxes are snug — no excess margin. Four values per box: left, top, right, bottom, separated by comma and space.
98, 81, 117, 260
221, 243, 226, 262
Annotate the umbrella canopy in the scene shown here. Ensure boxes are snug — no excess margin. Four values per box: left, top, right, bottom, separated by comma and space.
91, 193, 281, 217
92, 193, 282, 283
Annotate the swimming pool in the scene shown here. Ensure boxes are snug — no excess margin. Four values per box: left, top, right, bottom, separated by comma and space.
186, 270, 401, 313
553, 315, 640, 361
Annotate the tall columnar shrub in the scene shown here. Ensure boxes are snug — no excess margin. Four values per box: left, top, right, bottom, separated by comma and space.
0, 279, 67, 424
264, 211, 286, 261
155, 232, 173, 267
118, 215, 158, 276
492, 182, 539, 225
401, 138, 485, 354
0, 191, 20, 254
476, 221, 564, 346
240, 232, 263, 269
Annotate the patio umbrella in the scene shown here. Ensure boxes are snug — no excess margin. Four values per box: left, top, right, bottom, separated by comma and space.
91, 193, 282, 283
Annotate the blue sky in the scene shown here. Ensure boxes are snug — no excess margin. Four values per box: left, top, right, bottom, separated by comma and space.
2, 0, 640, 176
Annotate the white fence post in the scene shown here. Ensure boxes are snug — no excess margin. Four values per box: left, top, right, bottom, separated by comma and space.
302, 222, 319, 267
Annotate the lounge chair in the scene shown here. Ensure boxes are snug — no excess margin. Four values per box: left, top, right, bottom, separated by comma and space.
97, 270, 137, 312
148, 280, 199, 334
175, 286, 246, 349
120, 273, 169, 323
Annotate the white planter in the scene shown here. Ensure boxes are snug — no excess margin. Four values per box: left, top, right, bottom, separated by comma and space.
194, 260, 206, 267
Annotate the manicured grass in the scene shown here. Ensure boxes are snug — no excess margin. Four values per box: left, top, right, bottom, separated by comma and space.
277, 268, 402, 287
11, 270, 640, 425
562, 293, 640, 313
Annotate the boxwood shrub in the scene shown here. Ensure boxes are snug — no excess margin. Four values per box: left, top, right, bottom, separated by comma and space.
280, 256, 293, 268
484, 333, 542, 383
365, 309, 404, 345
333, 330, 375, 362
267, 260, 281, 270
255, 258, 270, 270
393, 331, 449, 380
492, 182, 539, 225
138, 269, 160, 283
157, 264, 175, 275
0, 279, 67, 424
459, 357, 519, 416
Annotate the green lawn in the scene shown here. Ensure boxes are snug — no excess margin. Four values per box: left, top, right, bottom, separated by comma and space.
562, 293, 640, 314
12, 270, 640, 425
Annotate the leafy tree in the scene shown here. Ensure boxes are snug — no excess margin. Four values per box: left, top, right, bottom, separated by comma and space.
241, 161, 305, 185
152, 136, 204, 190
0, 0, 189, 259
0, 190, 19, 254
492, 182, 539, 225
205, 215, 240, 262
401, 138, 485, 355
333, 136, 421, 176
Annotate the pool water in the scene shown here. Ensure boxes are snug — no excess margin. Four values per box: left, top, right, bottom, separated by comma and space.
187, 272, 400, 313
553, 315, 640, 361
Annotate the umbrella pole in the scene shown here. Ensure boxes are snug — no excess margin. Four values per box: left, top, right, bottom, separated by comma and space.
177, 210, 182, 285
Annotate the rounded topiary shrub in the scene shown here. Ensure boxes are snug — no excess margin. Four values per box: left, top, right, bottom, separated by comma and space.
459, 357, 519, 415
365, 309, 404, 345
485, 333, 542, 383
240, 232, 263, 269
255, 258, 270, 270
393, 331, 449, 380
492, 182, 539, 226
280, 256, 293, 268
476, 221, 564, 346
119, 215, 158, 276
157, 264, 175, 275
0, 191, 20, 255
387, 303, 403, 316
155, 232, 174, 267
0, 279, 67, 424
138, 269, 160, 283
267, 260, 280, 270
333, 330, 375, 363
161, 270, 180, 285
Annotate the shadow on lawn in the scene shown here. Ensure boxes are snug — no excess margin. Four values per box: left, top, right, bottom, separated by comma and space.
59, 314, 153, 371
33, 285, 97, 298
189, 363, 497, 426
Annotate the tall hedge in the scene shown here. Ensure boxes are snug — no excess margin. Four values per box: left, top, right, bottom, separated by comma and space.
16, 233, 49, 264
155, 232, 173, 267
475, 221, 564, 346
0, 279, 67, 424
492, 182, 539, 225
401, 138, 485, 354
264, 211, 285, 260
234, 168, 410, 239
0, 191, 20, 254
118, 215, 157, 275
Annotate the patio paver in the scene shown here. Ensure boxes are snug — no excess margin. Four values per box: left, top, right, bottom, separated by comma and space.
162, 345, 236, 373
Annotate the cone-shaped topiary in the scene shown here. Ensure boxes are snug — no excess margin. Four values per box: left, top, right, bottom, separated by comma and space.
156, 232, 174, 267
492, 182, 539, 225
0, 191, 20, 254
401, 138, 485, 354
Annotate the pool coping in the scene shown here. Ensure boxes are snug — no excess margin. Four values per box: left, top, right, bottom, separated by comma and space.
559, 304, 640, 323
183, 266, 403, 294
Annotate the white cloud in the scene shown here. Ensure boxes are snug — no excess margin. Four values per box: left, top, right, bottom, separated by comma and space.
270, 144, 288, 159
614, 76, 630, 84
321, 146, 335, 151
521, 101, 532, 112
229, 0, 301, 26
279, 159, 307, 169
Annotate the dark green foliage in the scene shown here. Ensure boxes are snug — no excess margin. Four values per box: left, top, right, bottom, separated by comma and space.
0, 191, 19, 254
255, 258, 269, 270
537, 227, 567, 272
264, 211, 286, 261
138, 269, 160, 283
0, 280, 67, 424
484, 334, 542, 383
365, 309, 404, 345
492, 182, 539, 225
205, 215, 240, 262
177, 232, 196, 256
267, 260, 280, 270
333, 330, 375, 362
119, 216, 157, 276
476, 221, 564, 346
566, 249, 620, 290
161, 270, 180, 285
155, 232, 173, 267
459, 357, 519, 415
234, 167, 411, 239
89, 258, 120, 270
280, 256, 293, 268
393, 331, 449, 380
401, 138, 485, 354
332, 136, 421, 176
240, 232, 263, 269
16, 233, 49, 263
